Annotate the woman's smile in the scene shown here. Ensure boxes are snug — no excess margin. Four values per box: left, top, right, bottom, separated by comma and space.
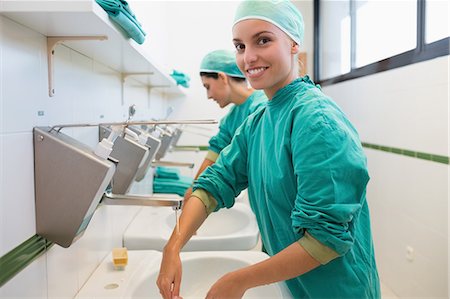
246, 66, 268, 79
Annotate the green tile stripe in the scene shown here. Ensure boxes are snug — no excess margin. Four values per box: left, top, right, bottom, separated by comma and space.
176, 144, 450, 164
362, 142, 449, 164
0, 234, 53, 287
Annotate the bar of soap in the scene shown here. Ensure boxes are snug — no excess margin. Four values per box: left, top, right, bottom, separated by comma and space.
112, 247, 128, 269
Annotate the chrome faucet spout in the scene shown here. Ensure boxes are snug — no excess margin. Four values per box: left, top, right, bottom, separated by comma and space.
102, 192, 183, 210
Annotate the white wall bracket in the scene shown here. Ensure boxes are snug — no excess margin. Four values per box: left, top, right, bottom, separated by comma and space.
47, 36, 108, 97
121, 72, 155, 105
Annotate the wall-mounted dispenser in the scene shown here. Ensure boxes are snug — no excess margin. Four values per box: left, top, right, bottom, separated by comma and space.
128, 126, 162, 182
33, 119, 216, 248
99, 125, 148, 194
155, 129, 173, 160
170, 127, 184, 147
33, 127, 116, 248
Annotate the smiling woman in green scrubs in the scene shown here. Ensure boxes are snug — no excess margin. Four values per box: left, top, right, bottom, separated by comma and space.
158, 1, 380, 298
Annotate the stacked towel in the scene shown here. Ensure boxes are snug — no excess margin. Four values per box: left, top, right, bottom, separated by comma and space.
153, 167, 192, 196
96, 0, 147, 44
170, 70, 190, 88
155, 166, 180, 180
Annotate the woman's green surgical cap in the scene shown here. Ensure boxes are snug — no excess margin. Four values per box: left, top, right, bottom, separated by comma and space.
233, 0, 304, 45
200, 50, 246, 78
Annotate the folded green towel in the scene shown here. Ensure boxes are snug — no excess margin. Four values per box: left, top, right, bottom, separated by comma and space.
153, 184, 190, 196
170, 70, 190, 88
96, 0, 146, 44
118, 0, 136, 18
154, 177, 192, 186
155, 166, 181, 180
110, 11, 146, 44
153, 175, 193, 196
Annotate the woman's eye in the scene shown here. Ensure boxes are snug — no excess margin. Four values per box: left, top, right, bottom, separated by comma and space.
235, 43, 245, 51
258, 38, 270, 45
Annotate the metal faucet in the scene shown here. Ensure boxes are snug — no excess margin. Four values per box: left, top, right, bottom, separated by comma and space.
102, 191, 183, 210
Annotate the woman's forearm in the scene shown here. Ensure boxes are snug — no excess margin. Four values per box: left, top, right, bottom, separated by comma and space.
164, 196, 209, 253
234, 242, 321, 290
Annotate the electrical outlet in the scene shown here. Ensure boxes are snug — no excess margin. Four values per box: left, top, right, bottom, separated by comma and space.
406, 246, 415, 262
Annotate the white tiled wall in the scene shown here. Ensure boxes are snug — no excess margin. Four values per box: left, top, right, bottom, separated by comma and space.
323, 56, 449, 298
366, 149, 448, 297
1, 133, 36, 253
324, 57, 449, 156
0, 13, 170, 297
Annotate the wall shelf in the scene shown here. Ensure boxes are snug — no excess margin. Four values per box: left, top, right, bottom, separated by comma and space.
0, 0, 186, 97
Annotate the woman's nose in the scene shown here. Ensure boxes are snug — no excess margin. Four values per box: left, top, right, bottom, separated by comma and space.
243, 47, 257, 64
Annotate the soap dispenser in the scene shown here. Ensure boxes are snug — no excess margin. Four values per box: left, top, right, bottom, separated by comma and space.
99, 125, 148, 194
33, 127, 116, 248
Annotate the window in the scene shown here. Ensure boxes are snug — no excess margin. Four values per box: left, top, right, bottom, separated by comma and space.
426, 0, 450, 43
355, 0, 417, 67
319, 1, 351, 80
315, 0, 450, 85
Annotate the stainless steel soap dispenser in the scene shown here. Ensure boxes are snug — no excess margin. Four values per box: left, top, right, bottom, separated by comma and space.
33, 127, 116, 248
128, 126, 161, 182
99, 125, 148, 194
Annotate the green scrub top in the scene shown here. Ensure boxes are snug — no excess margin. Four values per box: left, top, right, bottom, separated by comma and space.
194, 76, 380, 298
208, 90, 267, 154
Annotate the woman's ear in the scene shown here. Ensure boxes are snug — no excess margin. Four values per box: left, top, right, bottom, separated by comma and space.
291, 42, 299, 54
218, 72, 229, 84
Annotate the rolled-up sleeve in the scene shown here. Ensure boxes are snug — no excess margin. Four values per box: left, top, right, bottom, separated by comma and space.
205, 150, 219, 162
291, 97, 369, 259
191, 189, 217, 215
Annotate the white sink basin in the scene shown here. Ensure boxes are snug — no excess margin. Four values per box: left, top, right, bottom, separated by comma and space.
75, 250, 292, 299
123, 202, 259, 251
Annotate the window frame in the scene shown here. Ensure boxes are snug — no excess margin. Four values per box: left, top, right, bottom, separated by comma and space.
314, 0, 450, 86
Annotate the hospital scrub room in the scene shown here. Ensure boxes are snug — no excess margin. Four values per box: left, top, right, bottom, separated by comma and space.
0, 0, 448, 298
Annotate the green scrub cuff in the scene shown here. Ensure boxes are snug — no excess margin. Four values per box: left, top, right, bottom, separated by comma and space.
205, 150, 219, 162
298, 232, 340, 265
191, 189, 218, 215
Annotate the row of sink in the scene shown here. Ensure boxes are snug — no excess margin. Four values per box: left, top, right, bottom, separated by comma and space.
75, 251, 292, 298
124, 202, 259, 251
75, 193, 293, 298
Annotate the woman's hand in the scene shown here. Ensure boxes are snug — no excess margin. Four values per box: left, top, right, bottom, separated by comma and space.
157, 196, 210, 298
205, 272, 247, 299
156, 248, 183, 299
